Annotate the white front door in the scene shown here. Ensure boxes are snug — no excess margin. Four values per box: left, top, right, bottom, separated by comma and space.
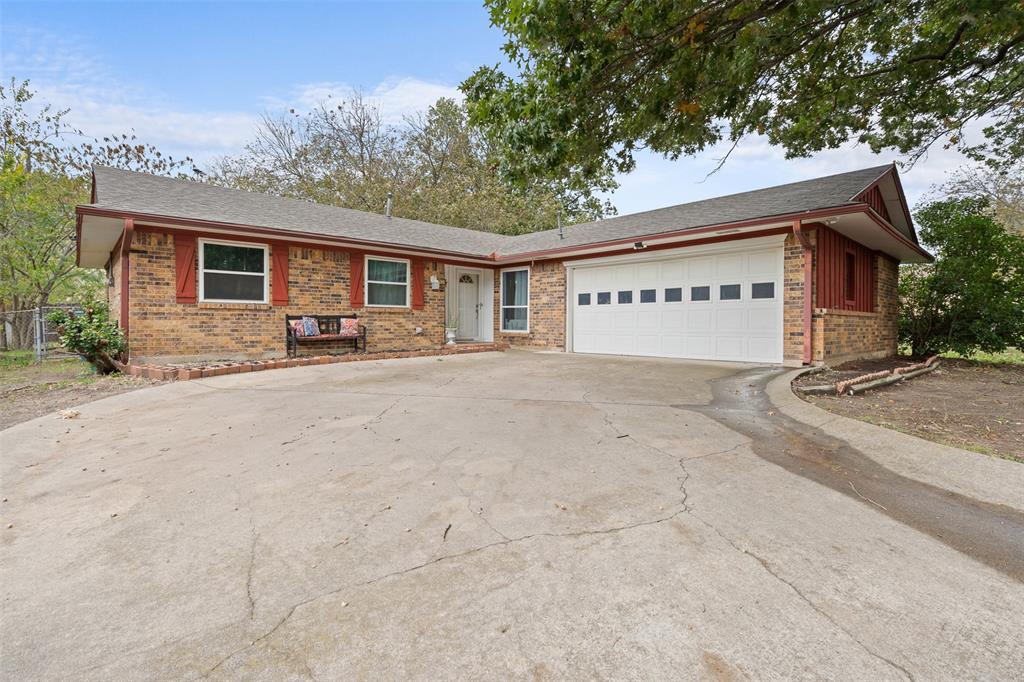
570, 245, 784, 363
456, 271, 480, 340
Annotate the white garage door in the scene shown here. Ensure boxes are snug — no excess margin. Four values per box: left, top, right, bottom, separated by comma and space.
570, 245, 784, 363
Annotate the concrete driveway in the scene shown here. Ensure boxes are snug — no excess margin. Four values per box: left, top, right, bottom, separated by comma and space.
2, 350, 1022, 680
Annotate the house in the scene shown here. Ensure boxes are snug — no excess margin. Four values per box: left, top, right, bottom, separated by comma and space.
75, 164, 930, 366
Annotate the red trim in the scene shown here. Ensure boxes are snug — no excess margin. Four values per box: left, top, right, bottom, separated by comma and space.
120, 218, 134, 340
852, 165, 919, 246
410, 258, 425, 310
500, 226, 795, 267
495, 206, 872, 262
350, 251, 365, 308
792, 221, 814, 365
78, 205, 491, 262
75, 213, 83, 266
131, 224, 492, 269
174, 234, 198, 303
271, 243, 289, 306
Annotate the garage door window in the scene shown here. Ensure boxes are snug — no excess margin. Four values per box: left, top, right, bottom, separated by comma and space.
665, 287, 682, 303
578, 293, 591, 305
597, 292, 611, 305
751, 282, 775, 299
618, 290, 632, 304
501, 268, 529, 332
720, 284, 741, 300
690, 286, 710, 302
640, 289, 657, 303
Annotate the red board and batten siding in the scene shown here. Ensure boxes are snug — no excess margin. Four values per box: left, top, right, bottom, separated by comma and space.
857, 186, 891, 222
815, 225, 876, 313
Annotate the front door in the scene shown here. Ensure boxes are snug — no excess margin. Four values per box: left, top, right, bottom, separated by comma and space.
456, 271, 480, 340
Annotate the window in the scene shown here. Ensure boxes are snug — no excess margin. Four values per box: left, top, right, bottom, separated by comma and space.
578, 293, 591, 305
845, 252, 856, 302
690, 286, 710, 302
366, 257, 410, 307
501, 268, 529, 332
597, 292, 611, 305
751, 282, 775, 299
199, 240, 268, 303
640, 289, 656, 303
720, 284, 741, 300
664, 287, 682, 303
618, 290, 632, 304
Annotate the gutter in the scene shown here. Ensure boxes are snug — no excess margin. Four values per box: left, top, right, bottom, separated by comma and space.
119, 218, 134, 347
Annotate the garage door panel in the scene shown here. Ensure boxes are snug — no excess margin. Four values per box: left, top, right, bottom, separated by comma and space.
572, 245, 782, 363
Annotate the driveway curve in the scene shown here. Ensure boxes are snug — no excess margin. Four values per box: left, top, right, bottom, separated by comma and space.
2, 350, 1021, 680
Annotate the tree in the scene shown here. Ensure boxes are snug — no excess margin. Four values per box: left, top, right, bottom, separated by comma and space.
942, 162, 1024, 236
899, 198, 1024, 357
462, 1, 1024, 186
212, 94, 612, 235
0, 79, 195, 349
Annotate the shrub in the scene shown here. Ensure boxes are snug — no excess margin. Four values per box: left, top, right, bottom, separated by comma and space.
899, 198, 1024, 357
46, 302, 126, 374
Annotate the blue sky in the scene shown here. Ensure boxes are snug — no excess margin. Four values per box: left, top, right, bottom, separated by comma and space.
3, 0, 973, 217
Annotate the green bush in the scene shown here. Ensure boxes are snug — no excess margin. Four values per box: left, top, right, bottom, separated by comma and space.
899, 198, 1024, 358
46, 302, 126, 374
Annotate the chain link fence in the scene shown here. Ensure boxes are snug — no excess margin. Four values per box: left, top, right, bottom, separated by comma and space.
1, 305, 82, 362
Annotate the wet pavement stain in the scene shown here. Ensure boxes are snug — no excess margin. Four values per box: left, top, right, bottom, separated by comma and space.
674, 367, 1024, 583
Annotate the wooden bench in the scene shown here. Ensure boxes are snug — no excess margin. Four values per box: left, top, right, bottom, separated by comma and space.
286, 314, 366, 358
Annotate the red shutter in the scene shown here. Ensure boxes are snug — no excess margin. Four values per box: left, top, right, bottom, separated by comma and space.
411, 258, 425, 310
350, 251, 365, 308
271, 244, 289, 306
175, 235, 197, 303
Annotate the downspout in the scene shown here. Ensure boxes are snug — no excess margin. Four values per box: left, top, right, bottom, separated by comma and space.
120, 218, 134, 355
792, 219, 813, 364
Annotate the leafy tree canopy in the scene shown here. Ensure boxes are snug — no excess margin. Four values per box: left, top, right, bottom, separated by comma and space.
213, 95, 613, 235
899, 197, 1024, 357
1, 79, 195, 349
463, 0, 1024, 185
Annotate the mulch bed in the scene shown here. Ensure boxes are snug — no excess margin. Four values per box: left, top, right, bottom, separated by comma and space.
795, 358, 1024, 462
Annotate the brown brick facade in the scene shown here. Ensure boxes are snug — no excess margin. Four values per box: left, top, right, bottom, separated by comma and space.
110, 227, 898, 365
493, 261, 566, 349
782, 229, 899, 365
116, 230, 446, 363
811, 254, 898, 363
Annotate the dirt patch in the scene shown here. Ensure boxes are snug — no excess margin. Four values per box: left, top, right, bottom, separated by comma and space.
0, 357, 160, 430
796, 358, 1024, 462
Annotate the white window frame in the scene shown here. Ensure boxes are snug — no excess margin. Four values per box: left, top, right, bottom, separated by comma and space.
198, 238, 269, 304
500, 266, 530, 333
365, 255, 411, 308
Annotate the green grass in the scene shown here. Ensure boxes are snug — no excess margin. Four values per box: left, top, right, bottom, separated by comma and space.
939, 347, 1024, 365
0, 349, 36, 369
897, 345, 1024, 365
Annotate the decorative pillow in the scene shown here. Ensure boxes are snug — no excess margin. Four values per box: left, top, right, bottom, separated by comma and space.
302, 316, 321, 337
339, 317, 360, 336
290, 319, 305, 337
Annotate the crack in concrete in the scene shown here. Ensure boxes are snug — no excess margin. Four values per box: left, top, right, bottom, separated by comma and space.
199, 506, 689, 677
245, 516, 258, 621
692, 511, 915, 681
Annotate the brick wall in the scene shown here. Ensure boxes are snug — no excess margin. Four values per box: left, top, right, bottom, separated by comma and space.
784, 230, 899, 365
493, 261, 566, 349
124, 230, 445, 362
811, 255, 898, 363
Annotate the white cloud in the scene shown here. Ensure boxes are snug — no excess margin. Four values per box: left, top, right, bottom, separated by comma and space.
275, 77, 463, 123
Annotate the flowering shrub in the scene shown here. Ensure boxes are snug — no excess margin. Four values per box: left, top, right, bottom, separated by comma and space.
46, 302, 126, 374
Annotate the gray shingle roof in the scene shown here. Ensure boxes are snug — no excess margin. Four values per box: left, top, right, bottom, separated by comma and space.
90, 166, 512, 257
508, 165, 893, 254
88, 164, 893, 258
